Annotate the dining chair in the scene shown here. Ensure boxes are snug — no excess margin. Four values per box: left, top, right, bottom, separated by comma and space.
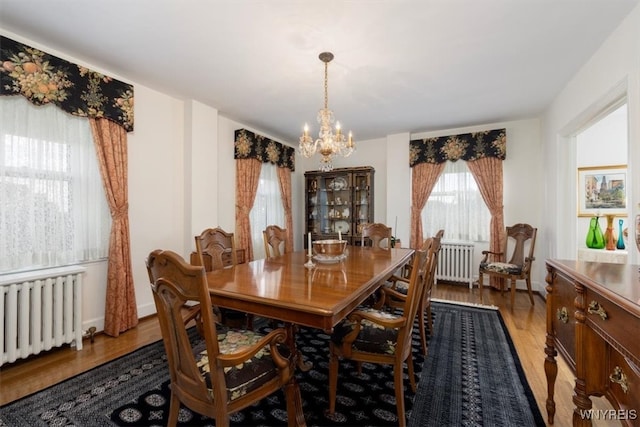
263, 225, 288, 258
478, 223, 537, 307
194, 227, 238, 270
328, 243, 434, 427
194, 227, 250, 328
146, 249, 300, 427
382, 233, 442, 355
360, 222, 392, 248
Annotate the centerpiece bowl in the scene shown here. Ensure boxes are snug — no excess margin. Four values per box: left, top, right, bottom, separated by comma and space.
312, 239, 348, 263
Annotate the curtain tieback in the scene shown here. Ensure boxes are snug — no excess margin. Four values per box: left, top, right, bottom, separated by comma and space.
235, 204, 250, 215
112, 203, 129, 220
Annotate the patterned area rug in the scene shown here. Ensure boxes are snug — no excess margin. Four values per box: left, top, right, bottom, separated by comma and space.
409, 301, 545, 427
0, 302, 544, 426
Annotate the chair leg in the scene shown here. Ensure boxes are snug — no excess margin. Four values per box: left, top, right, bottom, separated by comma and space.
478, 272, 484, 303
407, 353, 417, 392
526, 276, 535, 305
510, 279, 516, 308
418, 305, 428, 356
167, 393, 181, 427
394, 361, 407, 427
328, 345, 339, 414
426, 305, 433, 337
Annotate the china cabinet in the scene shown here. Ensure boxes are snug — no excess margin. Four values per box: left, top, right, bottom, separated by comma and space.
304, 166, 375, 247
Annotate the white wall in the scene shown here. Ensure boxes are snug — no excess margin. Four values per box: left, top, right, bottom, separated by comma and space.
542, 3, 640, 268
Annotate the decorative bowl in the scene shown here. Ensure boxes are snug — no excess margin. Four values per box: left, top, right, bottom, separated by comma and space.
312, 239, 347, 257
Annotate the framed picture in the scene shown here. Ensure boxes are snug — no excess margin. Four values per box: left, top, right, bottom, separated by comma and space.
577, 165, 627, 217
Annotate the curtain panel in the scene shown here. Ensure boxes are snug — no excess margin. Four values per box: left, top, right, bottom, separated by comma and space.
409, 128, 506, 166
0, 35, 134, 132
234, 128, 295, 171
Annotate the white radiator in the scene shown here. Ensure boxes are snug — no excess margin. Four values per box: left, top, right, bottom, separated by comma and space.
436, 240, 475, 289
0, 265, 85, 367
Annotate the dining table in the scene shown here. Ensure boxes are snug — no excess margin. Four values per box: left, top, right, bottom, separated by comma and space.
205, 246, 414, 331
205, 245, 414, 426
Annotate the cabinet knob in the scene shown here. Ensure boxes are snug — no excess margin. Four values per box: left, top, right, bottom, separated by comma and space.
609, 366, 629, 394
587, 300, 608, 320
557, 307, 569, 323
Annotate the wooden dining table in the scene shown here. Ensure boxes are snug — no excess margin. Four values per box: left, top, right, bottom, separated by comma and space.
205, 245, 414, 426
205, 246, 414, 331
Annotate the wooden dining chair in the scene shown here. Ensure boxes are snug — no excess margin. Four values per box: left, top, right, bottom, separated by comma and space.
382, 234, 442, 355
360, 222, 392, 248
146, 249, 301, 427
194, 227, 250, 328
478, 223, 537, 307
328, 243, 434, 427
194, 227, 238, 270
263, 225, 288, 258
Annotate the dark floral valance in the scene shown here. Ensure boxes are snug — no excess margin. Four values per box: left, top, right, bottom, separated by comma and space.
0, 35, 134, 132
234, 128, 295, 171
409, 128, 506, 167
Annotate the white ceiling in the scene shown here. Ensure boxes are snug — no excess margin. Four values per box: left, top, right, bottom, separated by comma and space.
0, 0, 638, 142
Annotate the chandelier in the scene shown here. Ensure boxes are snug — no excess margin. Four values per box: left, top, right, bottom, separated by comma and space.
299, 52, 354, 172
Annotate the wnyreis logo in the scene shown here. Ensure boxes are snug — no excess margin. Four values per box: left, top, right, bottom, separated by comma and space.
579, 409, 637, 421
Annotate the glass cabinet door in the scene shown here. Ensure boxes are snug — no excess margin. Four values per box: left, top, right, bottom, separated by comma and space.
353, 171, 372, 235
304, 167, 374, 247
320, 172, 352, 237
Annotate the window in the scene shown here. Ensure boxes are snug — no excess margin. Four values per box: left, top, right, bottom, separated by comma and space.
249, 162, 284, 259
0, 96, 110, 272
421, 160, 490, 242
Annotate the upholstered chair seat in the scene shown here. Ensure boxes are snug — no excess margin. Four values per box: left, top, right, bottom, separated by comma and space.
193, 328, 280, 401
331, 307, 402, 355
479, 261, 522, 275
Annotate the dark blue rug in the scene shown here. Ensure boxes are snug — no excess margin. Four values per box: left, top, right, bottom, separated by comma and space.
409, 301, 545, 426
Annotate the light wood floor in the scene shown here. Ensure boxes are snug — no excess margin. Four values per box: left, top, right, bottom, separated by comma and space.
0, 283, 613, 426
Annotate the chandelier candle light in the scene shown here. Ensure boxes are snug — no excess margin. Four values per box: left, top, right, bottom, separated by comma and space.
299, 52, 355, 171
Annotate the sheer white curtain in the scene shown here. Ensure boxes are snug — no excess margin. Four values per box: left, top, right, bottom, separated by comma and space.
249, 162, 285, 260
421, 160, 490, 242
0, 96, 111, 272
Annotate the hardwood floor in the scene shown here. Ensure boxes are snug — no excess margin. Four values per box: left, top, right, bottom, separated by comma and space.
0, 283, 613, 426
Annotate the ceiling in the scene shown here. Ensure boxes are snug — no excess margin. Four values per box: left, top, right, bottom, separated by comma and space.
0, 0, 638, 143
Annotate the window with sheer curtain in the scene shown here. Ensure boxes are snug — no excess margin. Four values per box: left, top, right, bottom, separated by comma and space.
421, 160, 490, 242
249, 162, 285, 260
0, 96, 111, 272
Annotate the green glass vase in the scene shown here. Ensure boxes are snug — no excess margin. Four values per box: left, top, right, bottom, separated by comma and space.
586, 216, 605, 249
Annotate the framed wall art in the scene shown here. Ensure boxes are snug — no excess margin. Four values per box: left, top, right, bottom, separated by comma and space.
577, 165, 627, 217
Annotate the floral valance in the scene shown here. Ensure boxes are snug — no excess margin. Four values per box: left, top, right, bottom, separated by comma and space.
234, 128, 295, 171
0, 35, 134, 132
409, 128, 506, 167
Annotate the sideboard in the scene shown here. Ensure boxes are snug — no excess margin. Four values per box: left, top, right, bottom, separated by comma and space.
545, 259, 640, 426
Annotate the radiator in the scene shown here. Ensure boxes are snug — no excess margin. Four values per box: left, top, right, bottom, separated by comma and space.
436, 240, 475, 289
0, 266, 85, 367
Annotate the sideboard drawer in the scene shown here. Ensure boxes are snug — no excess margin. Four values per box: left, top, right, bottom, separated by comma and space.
550, 270, 577, 368
585, 288, 640, 365
607, 349, 640, 423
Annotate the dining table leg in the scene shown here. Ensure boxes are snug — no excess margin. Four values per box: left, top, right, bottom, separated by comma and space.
285, 322, 313, 372
283, 322, 308, 426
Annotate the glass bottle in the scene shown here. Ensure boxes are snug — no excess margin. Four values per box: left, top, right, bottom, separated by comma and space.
586, 216, 605, 249
604, 214, 616, 251
616, 219, 625, 250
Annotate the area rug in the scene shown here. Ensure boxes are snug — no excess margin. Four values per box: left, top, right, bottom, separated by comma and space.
0, 302, 544, 426
409, 301, 545, 427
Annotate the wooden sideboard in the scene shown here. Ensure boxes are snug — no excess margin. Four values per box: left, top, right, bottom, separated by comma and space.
545, 259, 640, 426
